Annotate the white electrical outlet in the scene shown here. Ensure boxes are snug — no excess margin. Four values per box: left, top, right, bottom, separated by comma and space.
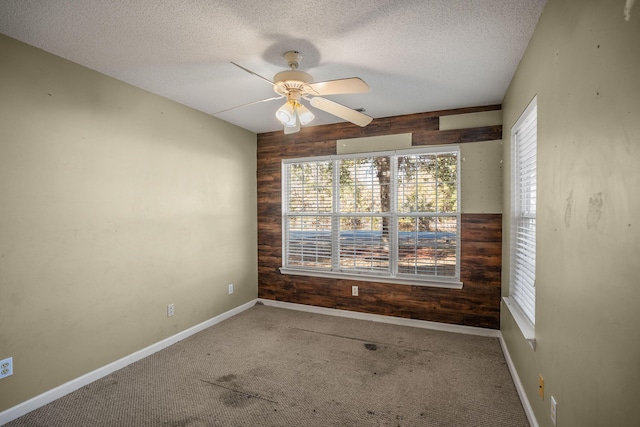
550, 395, 557, 425
228, 284, 234, 294
0, 357, 13, 379
352, 286, 358, 296
167, 304, 175, 317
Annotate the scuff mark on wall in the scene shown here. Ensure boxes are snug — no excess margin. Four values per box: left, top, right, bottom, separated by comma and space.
564, 191, 574, 228
587, 192, 604, 229
625, 0, 635, 21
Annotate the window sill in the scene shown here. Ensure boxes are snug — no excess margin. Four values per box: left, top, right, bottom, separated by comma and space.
279, 267, 463, 289
503, 297, 536, 350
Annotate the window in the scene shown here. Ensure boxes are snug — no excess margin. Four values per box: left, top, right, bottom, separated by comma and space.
505, 96, 537, 348
281, 146, 460, 288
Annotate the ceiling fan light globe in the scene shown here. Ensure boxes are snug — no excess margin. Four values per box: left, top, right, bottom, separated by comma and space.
283, 119, 298, 128
284, 124, 300, 134
275, 102, 295, 124
281, 113, 297, 128
297, 104, 315, 125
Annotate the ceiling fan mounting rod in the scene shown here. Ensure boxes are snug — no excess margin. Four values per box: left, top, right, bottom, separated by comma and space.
283, 51, 301, 70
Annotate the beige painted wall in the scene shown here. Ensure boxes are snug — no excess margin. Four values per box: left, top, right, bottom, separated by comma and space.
0, 34, 258, 411
501, 1, 640, 426
460, 140, 502, 214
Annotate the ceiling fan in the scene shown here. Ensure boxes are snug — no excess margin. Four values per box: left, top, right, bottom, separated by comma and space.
217, 51, 373, 134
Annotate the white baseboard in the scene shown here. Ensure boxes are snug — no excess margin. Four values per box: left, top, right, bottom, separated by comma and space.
258, 298, 501, 338
499, 334, 539, 427
0, 299, 257, 426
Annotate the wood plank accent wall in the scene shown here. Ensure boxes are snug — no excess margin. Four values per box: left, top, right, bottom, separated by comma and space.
257, 105, 503, 329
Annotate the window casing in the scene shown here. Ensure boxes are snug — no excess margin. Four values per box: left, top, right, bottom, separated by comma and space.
281, 146, 460, 288
505, 96, 537, 347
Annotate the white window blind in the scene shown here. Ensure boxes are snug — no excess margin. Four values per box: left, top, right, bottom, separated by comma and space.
284, 160, 333, 269
282, 147, 460, 285
510, 97, 537, 326
337, 156, 391, 274
397, 153, 459, 278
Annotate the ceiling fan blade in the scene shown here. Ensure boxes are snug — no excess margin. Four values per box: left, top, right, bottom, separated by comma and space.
305, 78, 370, 96
231, 62, 276, 87
211, 95, 284, 115
309, 97, 373, 127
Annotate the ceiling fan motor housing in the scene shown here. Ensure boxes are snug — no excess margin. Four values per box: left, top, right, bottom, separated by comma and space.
273, 70, 313, 96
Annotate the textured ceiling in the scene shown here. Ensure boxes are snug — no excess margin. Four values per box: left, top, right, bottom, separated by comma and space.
0, 0, 547, 134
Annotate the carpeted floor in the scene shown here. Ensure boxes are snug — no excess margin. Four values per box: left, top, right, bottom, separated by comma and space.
5, 304, 529, 426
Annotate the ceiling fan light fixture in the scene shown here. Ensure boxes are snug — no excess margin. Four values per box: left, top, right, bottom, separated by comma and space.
284, 111, 301, 134
296, 103, 315, 126
275, 101, 295, 125
284, 126, 299, 134
282, 117, 298, 128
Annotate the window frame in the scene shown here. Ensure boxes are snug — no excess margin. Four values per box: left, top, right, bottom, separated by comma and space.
280, 146, 462, 289
504, 96, 537, 349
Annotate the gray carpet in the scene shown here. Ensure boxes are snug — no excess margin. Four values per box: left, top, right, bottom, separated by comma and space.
6, 304, 529, 426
